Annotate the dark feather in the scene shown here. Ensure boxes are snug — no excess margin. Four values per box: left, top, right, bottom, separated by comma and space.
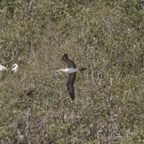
62, 54, 76, 99
62, 54, 76, 68
78, 68, 87, 71
67, 73, 76, 100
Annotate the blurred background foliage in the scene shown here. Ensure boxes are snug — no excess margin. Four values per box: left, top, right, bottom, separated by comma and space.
0, 0, 144, 143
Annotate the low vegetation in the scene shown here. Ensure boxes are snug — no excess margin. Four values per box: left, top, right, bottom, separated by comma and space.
0, 0, 144, 143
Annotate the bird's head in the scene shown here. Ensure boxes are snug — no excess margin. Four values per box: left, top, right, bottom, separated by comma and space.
12, 63, 18, 69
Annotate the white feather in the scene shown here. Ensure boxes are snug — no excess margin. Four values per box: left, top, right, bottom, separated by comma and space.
0, 64, 7, 72
56, 68, 78, 73
12, 64, 18, 73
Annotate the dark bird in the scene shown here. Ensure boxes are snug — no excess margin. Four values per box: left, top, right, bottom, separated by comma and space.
56, 54, 86, 100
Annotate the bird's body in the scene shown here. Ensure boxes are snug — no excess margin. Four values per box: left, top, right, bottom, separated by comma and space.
56, 54, 86, 100
56, 68, 78, 73
12, 64, 18, 73
0, 65, 7, 72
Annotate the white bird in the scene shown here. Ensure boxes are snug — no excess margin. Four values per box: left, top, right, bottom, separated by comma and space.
12, 63, 18, 73
0, 64, 7, 72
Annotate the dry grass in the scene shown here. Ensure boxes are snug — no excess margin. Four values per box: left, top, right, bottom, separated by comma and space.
0, 0, 144, 143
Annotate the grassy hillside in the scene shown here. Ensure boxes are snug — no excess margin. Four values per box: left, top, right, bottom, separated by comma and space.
0, 0, 144, 143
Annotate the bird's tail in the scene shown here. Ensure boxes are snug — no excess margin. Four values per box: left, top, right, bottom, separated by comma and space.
78, 68, 86, 72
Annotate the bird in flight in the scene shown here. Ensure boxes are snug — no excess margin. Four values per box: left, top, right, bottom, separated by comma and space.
56, 54, 86, 100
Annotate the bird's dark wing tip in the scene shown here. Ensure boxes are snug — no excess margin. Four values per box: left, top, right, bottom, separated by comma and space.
70, 94, 75, 100
68, 87, 75, 100
62, 53, 68, 61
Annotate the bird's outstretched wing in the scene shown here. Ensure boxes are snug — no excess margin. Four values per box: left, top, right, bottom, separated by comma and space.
67, 73, 76, 100
62, 54, 77, 99
62, 54, 76, 68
